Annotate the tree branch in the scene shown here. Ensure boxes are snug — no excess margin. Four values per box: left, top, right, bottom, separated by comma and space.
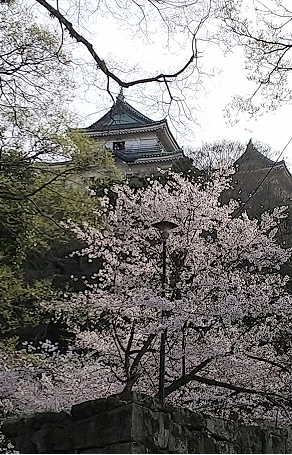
125, 323, 135, 380
0, 166, 76, 201
246, 354, 291, 373
122, 332, 156, 392
131, 333, 156, 373
164, 358, 213, 397
35, 0, 196, 88
165, 369, 288, 403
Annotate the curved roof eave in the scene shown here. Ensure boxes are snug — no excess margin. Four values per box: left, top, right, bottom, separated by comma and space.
81, 120, 168, 136
130, 152, 183, 164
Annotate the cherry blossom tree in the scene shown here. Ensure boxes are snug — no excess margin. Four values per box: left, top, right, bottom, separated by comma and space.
2, 170, 292, 425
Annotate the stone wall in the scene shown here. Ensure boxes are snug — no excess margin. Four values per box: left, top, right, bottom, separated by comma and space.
3, 392, 292, 453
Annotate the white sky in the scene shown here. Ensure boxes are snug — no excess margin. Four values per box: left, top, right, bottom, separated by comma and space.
63, 3, 292, 164
194, 55, 292, 162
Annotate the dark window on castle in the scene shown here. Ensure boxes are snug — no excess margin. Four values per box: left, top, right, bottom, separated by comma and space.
113, 141, 125, 151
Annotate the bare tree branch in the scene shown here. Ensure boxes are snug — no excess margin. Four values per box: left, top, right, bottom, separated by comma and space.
35, 0, 197, 89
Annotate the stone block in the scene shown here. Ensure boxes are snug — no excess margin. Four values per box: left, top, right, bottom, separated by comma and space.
3, 411, 70, 439
190, 432, 216, 454
17, 439, 38, 454
2, 417, 23, 439
3, 393, 292, 454
285, 429, 292, 453
72, 403, 133, 450
171, 407, 205, 431
264, 429, 286, 454
168, 421, 190, 453
238, 425, 265, 454
71, 398, 107, 421
50, 425, 74, 452
206, 417, 237, 441
131, 404, 148, 443
28, 411, 70, 429
216, 440, 240, 453
138, 394, 164, 412
80, 442, 146, 453
153, 410, 171, 450
106, 394, 133, 411
132, 405, 167, 452
27, 423, 53, 454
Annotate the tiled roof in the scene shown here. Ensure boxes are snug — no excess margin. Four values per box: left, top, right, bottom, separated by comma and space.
86, 90, 165, 132
235, 139, 283, 170
113, 145, 177, 163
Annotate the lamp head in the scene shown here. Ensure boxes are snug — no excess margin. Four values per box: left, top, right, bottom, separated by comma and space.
152, 220, 179, 239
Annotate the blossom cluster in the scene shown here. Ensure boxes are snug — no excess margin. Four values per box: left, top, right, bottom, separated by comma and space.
2, 171, 292, 425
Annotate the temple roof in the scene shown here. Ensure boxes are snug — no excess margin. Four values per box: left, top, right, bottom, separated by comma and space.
221, 140, 292, 219
235, 139, 284, 170
86, 89, 166, 133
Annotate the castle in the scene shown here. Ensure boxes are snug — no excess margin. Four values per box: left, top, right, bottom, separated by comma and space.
81, 89, 184, 176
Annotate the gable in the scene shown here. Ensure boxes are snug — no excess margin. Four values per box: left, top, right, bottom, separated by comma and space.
235, 140, 276, 170
86, 91, 162, 132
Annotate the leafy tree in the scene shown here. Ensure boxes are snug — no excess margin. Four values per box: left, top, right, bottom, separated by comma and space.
0, 133, 116, 344
3, 171, 292, 426
0, 2, 117, 207
0, 3, 118, 345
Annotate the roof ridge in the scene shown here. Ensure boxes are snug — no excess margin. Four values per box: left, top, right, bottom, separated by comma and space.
115, 97, 157, 124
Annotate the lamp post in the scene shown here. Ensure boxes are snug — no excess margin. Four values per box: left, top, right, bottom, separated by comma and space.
152, 220, 178, 405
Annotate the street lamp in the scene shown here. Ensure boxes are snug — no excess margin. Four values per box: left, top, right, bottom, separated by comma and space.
152, 220, 178, 405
